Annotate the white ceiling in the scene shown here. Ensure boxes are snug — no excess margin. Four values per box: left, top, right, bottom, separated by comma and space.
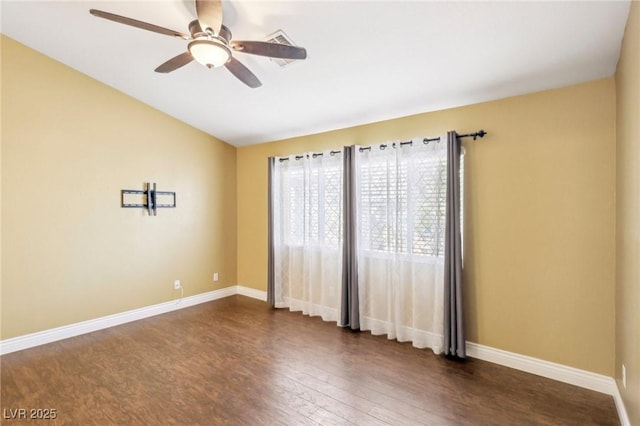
1, 1, 631, 147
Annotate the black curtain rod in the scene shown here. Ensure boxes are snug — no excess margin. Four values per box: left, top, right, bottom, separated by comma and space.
421, 129, 488, 142
459, 129, 488, 140
359, 129, 487, 152
278, 130, 487, 161
279, 150, 342, 162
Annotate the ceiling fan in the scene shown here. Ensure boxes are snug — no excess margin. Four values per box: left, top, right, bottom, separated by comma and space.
89, 0, 307, 88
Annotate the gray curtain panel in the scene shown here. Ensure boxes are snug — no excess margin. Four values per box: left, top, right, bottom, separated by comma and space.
267, 157, 276, 308
340, 146, 360, 329
444, 131, 465, 358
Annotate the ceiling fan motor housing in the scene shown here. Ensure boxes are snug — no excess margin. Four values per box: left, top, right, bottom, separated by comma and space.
189, 20, 231, 42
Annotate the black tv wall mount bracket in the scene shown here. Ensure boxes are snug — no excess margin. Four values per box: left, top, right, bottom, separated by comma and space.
121, 182, 176, 216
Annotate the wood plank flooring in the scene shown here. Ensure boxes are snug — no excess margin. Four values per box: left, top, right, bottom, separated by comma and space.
1, 295, 618, 425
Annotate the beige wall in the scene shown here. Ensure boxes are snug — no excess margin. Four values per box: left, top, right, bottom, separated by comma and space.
237, 78, 616, 376
1, 36, 237, 339
615, 1, 640, 423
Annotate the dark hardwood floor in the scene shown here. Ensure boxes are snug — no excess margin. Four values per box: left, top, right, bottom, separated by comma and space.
1, 295, 618, 425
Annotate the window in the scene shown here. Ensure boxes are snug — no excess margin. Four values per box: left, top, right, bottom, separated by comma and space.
359, 147, 448, 257
277, 142, 458, 258
281, 157, 343, 248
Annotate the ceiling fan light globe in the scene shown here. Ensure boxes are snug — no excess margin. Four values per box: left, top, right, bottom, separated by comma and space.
188, 39, 231, 68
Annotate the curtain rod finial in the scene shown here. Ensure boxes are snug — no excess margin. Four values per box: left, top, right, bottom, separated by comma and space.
472, 130, 487, 140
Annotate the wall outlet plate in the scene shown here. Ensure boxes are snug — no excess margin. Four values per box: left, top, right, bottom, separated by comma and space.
174, 280, 181, 290
622, 364, 626, 389
213, 273, 219, 282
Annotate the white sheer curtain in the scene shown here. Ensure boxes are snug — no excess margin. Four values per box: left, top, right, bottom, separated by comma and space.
271, 151, 343, 322
354, 138, 448, 353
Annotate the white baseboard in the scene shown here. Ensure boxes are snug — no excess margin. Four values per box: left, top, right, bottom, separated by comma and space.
611, 382, 631, 426
1, 286, 238, 356
466, 342, 628, 423
0, 287, 630, 425
466, 342, 616, 394
236, 285, 268, 301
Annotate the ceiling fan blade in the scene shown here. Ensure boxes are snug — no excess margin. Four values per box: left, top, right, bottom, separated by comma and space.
224, 57, 262, 88
89, 9, 189, 40
195, 0, 223, 35
155, 52, 194, 73
231, 41, 307, 60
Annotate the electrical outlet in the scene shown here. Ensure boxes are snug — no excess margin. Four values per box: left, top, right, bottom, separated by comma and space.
622, 364, 626, 389
213, 273, 219, 282
174, 280, 181, 290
